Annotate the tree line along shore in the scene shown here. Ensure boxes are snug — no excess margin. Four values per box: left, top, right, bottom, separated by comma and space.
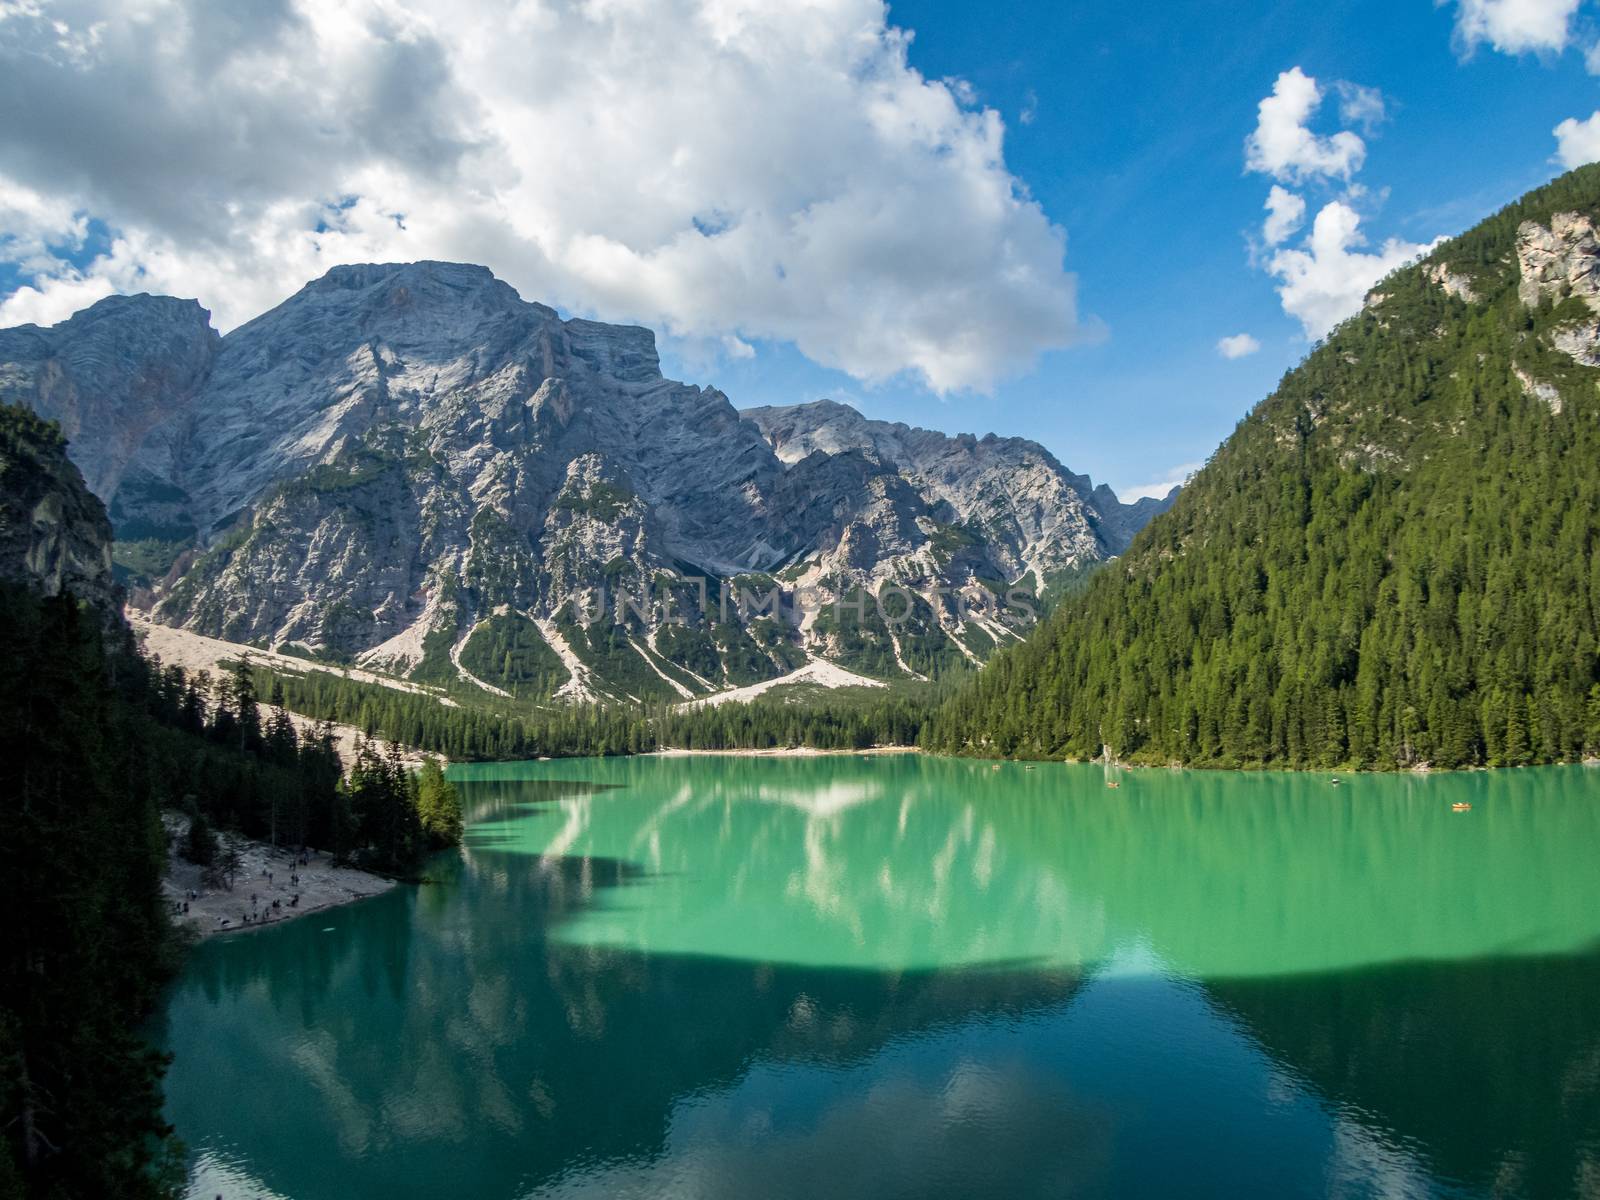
0, 572, 463, 1199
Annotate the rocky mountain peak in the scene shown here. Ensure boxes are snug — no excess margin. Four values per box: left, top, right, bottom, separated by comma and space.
0, 293, 218, 502
742, 399, 1164, 567
0, 265, 1173, 701
561, 319, 662, 387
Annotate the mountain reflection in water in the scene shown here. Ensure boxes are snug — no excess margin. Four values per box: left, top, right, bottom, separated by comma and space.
159, 757, 1600, 1199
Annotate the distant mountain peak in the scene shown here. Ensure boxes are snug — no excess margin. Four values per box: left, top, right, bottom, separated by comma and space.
740, 398, 1169, 547
1, 265, 1170, 701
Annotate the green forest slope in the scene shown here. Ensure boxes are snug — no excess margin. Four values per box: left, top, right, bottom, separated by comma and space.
924, 165, 1600, 770
0, 402, 460, 1199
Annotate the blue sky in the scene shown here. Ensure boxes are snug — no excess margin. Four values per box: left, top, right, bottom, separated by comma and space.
2, 0, 1599, 499
674, 0, 1600, 497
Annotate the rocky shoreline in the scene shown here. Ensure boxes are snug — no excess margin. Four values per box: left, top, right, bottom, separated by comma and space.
162, 815, 396, 938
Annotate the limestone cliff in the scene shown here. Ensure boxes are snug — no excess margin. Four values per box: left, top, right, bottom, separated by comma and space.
0, 264, 1167, 700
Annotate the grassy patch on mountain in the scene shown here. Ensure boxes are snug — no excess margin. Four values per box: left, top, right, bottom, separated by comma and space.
459, 612, 567, 699
557, 613, 682, 702
554, 480, 635, 521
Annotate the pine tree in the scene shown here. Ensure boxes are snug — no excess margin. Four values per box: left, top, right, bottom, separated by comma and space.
0, 585, 180, 1199
215, 833, 245, 891
415, 758, 463, 849
184, 812, 217, 867
228, 661, 262, 753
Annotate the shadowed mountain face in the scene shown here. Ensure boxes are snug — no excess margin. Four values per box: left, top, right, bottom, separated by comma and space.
0, 401, 120, 612
0, 294, 219, 507
0, 264, 1164, 701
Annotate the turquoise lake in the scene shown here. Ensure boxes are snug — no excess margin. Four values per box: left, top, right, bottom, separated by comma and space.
157, 755, 1600, 1198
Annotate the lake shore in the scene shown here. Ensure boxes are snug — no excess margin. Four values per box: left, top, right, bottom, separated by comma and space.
162, 815, 395, 938
649, 745, 921, 758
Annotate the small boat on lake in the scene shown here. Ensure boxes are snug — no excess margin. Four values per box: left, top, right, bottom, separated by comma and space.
1452, 802, 1472, 812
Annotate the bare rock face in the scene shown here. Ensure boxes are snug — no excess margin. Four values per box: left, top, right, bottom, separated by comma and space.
1424, 262, 1477, 303
1516, 212, 1600, 310
0, 295, 219, 538
0, 403, 120, 613
0, 263, 1169, 698
1551, 322, 1600, 368
1513, 366, 1564, 414
1513, 213, 1600, 387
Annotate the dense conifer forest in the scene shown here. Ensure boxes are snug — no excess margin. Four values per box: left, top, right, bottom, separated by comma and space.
252, 664, 936, 760
0, 404, 460, 1198
924, 166, 1600, 769
0, 586, 183, 1197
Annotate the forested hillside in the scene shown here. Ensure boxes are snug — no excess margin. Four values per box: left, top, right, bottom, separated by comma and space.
0, 403, 460, 1198
925, 165, 1600, 770
251, 662, 935, 760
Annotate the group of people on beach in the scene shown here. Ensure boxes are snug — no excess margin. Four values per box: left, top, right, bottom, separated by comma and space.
206, 848, 319, 929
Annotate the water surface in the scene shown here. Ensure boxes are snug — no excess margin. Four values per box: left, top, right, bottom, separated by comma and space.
159, 756, 1600, 1198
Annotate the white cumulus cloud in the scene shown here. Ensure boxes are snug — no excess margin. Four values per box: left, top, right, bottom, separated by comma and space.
1554, 110, 1600, 165
0, 174, 89, 275
1266, 202, 1435, 339
1241, 67, 1435, 340
1117, 462, 1201, 503
0, 270, 114, 328
1333, 81, 1387, 130
1262, 185, 1307, 246
1244, 67, 1368, 183
0, 0, 1082, 392
1216, 333, 1261, 359
1450, 0, 1581, 55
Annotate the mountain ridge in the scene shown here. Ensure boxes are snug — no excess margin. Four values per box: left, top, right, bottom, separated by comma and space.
0, 264, 1166, 702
